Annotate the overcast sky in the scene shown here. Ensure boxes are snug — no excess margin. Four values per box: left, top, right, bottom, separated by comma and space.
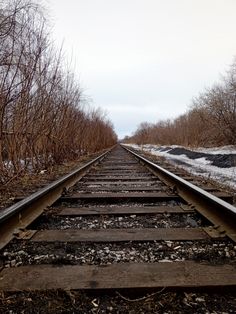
46, 0, 236, 138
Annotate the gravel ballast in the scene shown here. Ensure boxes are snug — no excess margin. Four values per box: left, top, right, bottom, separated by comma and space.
2, 239, 236, 268
30, 213, 207, 230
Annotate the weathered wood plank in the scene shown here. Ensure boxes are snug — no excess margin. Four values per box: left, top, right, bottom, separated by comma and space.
61, 193, 180, 201
84, 176, 156, 181
1, 262, 236, 291
31, 228, 209, 242
98, 166, 142, 170
210, 192, 233, 203
91, 171, 150, 174
79, 186, 164, 192
58, 205, 193, 216
81, 181, 159, 185
101, 162, 137, 165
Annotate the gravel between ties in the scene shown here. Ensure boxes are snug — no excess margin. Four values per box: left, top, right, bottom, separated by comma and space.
30, 213, 207, 230
2, 239, 236, 268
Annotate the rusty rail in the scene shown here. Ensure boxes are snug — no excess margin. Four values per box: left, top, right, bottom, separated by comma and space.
0, 149, 111, 249
122, 145, 236, 242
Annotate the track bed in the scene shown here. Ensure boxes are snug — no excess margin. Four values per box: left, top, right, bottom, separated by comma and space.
1, 145, 236, 313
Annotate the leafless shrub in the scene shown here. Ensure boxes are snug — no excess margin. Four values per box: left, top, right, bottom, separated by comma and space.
0, 0, 117, 182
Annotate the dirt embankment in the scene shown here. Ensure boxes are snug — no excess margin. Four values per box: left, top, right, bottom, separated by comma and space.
157, 147, 236, 168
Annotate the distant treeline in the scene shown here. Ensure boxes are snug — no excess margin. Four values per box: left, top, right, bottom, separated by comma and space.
125, 60, 236, 147
0, 0, 117, 180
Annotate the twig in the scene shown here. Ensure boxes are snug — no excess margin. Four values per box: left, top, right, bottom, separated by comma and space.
3, 169, 24, 186
116, 287, 166, 302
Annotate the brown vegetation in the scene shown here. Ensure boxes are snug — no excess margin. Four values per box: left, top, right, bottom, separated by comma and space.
125, 60, 236, 147
0, 0, 117, 183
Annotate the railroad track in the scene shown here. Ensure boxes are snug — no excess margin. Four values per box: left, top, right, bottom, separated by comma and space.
0, 144, 236, 312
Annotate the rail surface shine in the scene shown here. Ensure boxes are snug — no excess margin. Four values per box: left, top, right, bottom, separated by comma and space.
1, 145, 236, 295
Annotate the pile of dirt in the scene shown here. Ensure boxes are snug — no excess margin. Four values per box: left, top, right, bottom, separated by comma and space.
160, 147, 236, 168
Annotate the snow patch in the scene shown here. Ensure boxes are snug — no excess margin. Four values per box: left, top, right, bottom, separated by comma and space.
124, 143, 236, 190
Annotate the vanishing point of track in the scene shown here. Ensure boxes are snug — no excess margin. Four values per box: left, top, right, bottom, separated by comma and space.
0, 144, 236, 292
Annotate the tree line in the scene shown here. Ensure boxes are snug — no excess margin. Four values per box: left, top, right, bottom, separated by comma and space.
0, 0, 117, 181
125, 59, 236, 147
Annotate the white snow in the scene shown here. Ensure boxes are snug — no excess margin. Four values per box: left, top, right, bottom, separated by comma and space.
194, 145, 236, 155
125, 144, 236, 190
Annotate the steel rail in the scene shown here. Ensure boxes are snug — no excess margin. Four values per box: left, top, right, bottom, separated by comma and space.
0, 149, 111, 249
122, 145, 236, 242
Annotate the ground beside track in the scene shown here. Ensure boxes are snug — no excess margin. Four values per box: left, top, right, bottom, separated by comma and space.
0, 151, 106, 211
